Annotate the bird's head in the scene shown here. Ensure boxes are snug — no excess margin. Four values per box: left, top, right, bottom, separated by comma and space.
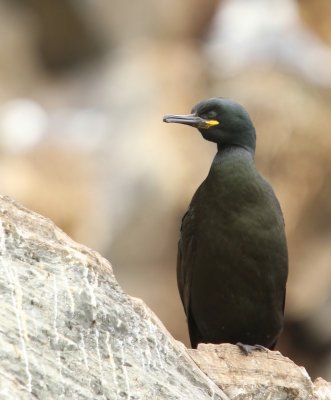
163, 97, 256, 154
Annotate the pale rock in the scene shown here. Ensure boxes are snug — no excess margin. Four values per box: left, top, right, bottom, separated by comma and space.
0, 195, 227, 400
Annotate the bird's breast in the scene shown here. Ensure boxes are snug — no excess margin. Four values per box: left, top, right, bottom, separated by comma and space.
188, 151, 287, 276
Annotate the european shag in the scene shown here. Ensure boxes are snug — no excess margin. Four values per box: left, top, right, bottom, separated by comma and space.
163, 98, 288, 352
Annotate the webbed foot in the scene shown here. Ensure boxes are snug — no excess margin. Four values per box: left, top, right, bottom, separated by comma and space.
236, 342, 268, 355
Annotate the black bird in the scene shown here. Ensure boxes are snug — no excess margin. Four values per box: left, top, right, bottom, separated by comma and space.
163, 98, 288, 352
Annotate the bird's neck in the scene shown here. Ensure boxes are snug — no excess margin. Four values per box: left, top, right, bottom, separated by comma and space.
217, 144, 255, 158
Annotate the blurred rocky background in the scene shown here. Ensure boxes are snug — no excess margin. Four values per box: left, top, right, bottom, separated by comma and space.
0, 0, 331, 381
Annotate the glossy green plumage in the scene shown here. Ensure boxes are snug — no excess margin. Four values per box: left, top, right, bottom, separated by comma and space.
165, 98, 288, 349
178, 147, 287, 348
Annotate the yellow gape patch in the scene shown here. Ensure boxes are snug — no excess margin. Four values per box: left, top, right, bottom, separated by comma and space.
206, 119, 220, 128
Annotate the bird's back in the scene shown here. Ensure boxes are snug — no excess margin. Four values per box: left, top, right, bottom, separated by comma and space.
178, 147, 288, 348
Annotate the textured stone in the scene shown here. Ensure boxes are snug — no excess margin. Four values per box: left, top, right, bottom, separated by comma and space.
313, 378, 331, 400
188, 343, 329, 400
0, 195, 227, 400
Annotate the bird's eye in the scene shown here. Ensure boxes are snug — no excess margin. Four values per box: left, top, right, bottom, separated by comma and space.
206, 110, 217, 119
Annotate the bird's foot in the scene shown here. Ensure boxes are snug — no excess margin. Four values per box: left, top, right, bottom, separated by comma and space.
236, 342, 268, 355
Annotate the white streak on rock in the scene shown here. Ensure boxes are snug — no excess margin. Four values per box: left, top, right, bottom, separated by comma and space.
60, 264, 75, 314
53, 276, 65, 398
95, 328, 104, 383
83, 267, 97, 307
0, 221, 5, 254
138, 342, 147, 371
119, 340, 131, 399
147, 320, 163, 369
3, 260, 32, 393
79, 331, 89, 371
105, 332, 119, 399
53, 276, 59, 343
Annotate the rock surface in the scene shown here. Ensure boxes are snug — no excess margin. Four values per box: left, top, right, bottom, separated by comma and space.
0, 195, 226, 400
189, 344, 331, 400
0, 194, 330, 400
